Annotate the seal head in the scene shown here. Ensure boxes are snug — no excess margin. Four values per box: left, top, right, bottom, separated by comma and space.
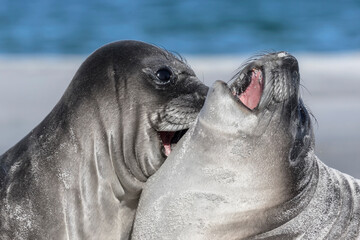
0, 40, 208, 239
133, 52, 360, 239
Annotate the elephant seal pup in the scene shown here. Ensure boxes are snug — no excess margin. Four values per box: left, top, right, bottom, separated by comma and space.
132, 52, 360, 239
0, 40, 208, 240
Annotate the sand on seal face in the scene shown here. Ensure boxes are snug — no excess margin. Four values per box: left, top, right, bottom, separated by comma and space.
1, 53, 360, 177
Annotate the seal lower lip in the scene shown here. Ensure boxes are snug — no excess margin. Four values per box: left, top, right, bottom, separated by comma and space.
235, 69, 264, 110
158, 129, 188, 157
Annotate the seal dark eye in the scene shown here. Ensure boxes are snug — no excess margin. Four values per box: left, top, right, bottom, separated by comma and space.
156, 68, 172, 82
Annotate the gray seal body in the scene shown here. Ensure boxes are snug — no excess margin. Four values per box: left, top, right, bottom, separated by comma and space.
132, 52, 360, 239
0, 40, 208, 239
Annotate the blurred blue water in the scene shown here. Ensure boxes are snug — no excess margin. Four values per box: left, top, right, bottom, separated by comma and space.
0, 0, 360, 54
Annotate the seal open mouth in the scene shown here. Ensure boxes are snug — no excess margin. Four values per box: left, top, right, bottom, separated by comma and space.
232, 68, 264, 110
158, 130, 188, 157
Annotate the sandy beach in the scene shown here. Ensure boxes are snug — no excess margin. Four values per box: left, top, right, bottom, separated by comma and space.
1, 53, 360, 177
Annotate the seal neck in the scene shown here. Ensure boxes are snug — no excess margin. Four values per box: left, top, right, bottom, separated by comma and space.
194, 110, 317, 210
183, 120, 319, 237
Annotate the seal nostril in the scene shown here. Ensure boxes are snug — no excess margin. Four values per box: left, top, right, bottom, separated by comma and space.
282, 56, 299, 71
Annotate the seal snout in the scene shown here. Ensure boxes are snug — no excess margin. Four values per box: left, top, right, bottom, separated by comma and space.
231, 68, 264, 110
281, 55, 299, 72
229, 52, 301, 112
274, 51, 299, 74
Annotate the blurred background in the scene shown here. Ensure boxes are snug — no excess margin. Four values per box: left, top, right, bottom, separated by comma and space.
1, 0, 360, 176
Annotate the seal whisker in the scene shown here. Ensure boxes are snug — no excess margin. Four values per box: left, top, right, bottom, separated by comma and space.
299, 83, 312, 96
169, 51, 187, 64
261, 75, 276, 108
305, 104, 318, 128
230, 55, 265, 83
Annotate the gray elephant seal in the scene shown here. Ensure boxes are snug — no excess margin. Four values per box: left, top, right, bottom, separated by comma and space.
132, 52, 360, 239
0, 40, 208, 239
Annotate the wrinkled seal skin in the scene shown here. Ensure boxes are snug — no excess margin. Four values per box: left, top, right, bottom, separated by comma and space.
0, 40, 208, 240
132, 52, 360, 239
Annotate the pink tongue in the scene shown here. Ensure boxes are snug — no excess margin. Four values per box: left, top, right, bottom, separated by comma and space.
239, 70, 263, 110
159, 132, 175, 156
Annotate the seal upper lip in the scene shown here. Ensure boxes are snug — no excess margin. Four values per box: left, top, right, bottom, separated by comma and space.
231, 68, 264, 110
